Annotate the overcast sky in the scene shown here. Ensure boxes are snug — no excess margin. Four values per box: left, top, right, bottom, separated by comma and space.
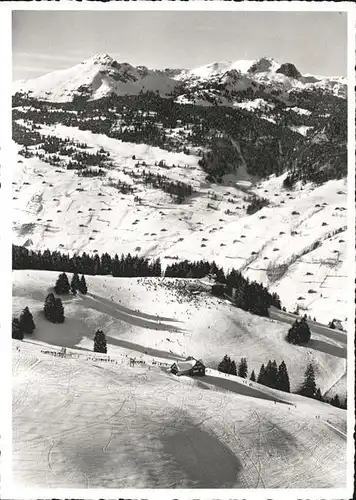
13, 11, 347, 80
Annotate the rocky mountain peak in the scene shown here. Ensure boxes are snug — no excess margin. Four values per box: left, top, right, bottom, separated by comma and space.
87, 53, 115, 66
276, 63, 302, 79
248, 57, 276, 74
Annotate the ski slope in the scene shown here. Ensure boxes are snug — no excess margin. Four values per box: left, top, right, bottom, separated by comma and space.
13, 270, 346, 398
12, 124, 348, 326
12, 271, 347, 490
13, 339, 347, 489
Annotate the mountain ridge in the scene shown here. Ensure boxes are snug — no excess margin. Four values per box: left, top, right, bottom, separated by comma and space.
13, 53, 346, 104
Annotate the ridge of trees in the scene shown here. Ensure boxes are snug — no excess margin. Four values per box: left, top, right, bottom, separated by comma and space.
13, 246, 281, 317
13, 244, 162, 278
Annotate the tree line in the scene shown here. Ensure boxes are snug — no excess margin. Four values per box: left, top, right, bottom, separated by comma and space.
13, 246, 281, 317
217, 355, 346, 409
13, 245, 162, 278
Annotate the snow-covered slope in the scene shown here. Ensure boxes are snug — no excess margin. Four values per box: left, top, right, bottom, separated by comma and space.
12, 124, 348, 326
12, 270, 347, 488
13, 270, 346, 396
13, 54, 177, 102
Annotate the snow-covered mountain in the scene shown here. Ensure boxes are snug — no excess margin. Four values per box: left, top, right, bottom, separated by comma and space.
13, 53, 346, 104
13, 54, 178, 102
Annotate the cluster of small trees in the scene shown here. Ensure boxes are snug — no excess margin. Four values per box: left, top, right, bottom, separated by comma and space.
218, 355, 248, 378
55, 272, 87, 295
165, 259, 225, 280
245, 195, 269, 215
12, 306, 36, 340
108, 179, 135, 195
44, 293, 65, 323
286, 317, 311, 344
77, 167, 106, 177
140, 169, 194, 201
299, 363, 346, 409
256, 360, 290, 392
43, 273, 87, 324
217, 357, 346, 407
13, 121, 112, 171
218, 355, 290, 393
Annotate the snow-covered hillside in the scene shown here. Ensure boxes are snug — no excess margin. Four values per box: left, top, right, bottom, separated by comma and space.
13, 53, 346, 104
13, 54, 177, 103
12, 270, 347, 488
12, 124, 347, 325
13, 270, 346, 396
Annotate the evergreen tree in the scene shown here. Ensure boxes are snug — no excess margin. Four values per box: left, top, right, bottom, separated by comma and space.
54, 298, 65, 323
268, 360, 278, 388
12, 317, 24, 340
330, 394, 341, 408
264, 360, 273, 387
276, 360, 290, 393
257, 363, 266, 385
78, 274, 88, 294
44, 293, 56, 321
234, 286, 247, 310
54, 272, 70, 294
94, 329, 107, 353
315, 387, 323, 401
230, 360, 237, 376
300, 363, 316, 398
238, 357, 248, 378
287, 317, 311, 345
218, 355, 232, 375
44, 293, 65, 323
250, 370, 256, 382
70, 272, 80, 294
18, 306, 36, 335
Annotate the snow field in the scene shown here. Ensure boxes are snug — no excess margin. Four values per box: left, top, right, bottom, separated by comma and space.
12, 335, 347, 488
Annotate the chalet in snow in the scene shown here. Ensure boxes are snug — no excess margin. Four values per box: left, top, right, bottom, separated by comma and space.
171, 357, 205, 377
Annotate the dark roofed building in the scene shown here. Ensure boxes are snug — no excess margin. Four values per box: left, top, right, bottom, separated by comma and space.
171, 357, 205, 377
